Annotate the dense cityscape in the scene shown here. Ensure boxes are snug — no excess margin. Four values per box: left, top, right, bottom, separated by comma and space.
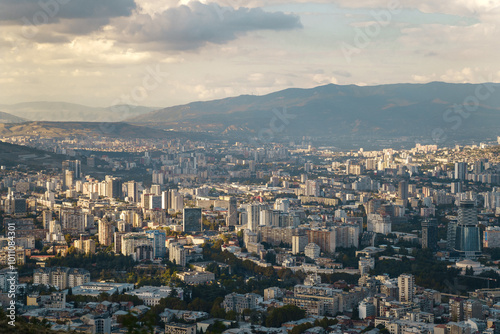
2, 0, 500, 333
0, 133, 500, 334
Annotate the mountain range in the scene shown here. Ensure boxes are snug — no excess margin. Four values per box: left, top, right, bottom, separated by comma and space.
0, 122, 195, 140
0, 102, 157, 122
2, 82, 500, 148
125, 82, 500, 147
0, 140, 71, 169
0, 111, 26, 123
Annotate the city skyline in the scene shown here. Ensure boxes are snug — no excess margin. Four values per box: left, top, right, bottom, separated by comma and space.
0, 124, 499, 332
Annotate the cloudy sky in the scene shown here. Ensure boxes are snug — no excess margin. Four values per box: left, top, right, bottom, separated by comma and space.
1, 0, 499, 107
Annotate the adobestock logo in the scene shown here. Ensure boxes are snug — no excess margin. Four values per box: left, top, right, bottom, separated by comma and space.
341, 0, 402, 64
249, 107, 297, 145
432, 77, 497, 145
21, 0, 74, 39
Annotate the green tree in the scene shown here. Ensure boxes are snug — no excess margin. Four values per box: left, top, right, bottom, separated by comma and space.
225, 311, 238, 321
188, 297, 211, 312
265, 305, 305, 327
290, 322, 313, 334
206, 320, 226, 334
314, 317, 338, 329
465, 266, 474, 276
210, 297, 226, 318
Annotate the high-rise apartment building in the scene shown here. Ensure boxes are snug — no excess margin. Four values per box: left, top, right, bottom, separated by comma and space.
62, 160, 81, 179
246, 204, 261, 231
422, 218, 438, 250
33, 267, 90, 289
226, 197, 238, 226
455, 162, 467, 180
146, 230, 167, 258
150, 184, 161, 196
305, 180, 320, 197
168, 190, 184, 212
43, 210, 52, 230
455, 200, 481, 257
304, 243, 321, 259
127, 181, 138, 202
398, 181, 408, 201
98, 219, 115, 246
149, 195, 162, 210
74, 236, 96, 255
292, 233, 308, 255
451, 181, 462, 194
183, 208, 202, 233
169, 242, 186, 266
105, 176, 122, 199
398, 273, 415, 303
64, 170, 74, 190
161, 190, 170, 210
141, 193, 152, 209
307, 229, 336, 253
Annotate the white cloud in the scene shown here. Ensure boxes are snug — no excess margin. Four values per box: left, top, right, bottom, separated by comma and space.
109, 1, 302, 51
312, 73, 338, 85
226, 0, 500, 16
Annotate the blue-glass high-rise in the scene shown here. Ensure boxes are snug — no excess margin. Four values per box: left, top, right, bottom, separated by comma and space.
454, 200, 481, 258
145, 230, 166, 258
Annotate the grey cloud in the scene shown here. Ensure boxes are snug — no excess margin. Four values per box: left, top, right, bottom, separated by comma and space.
25, 31, 70, 43
332, 70, 352, 77
113, 1, 302, 51
57, 17, 112, 35
0, 0, 135, 22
